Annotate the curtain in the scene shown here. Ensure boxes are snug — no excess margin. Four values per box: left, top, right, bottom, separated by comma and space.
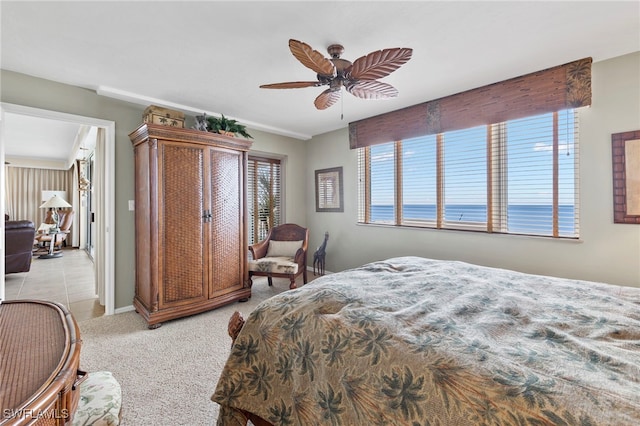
4, 166, 74, 236
76, 160, 88, 250
94, 128, 106, 306
72, 161, 80, 247
4, 165, 14, 218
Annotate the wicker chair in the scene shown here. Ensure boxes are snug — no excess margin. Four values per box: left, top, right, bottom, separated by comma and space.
248, 223, 309, 289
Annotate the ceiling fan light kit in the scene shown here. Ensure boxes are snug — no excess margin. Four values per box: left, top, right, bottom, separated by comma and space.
260, 39, 412, 110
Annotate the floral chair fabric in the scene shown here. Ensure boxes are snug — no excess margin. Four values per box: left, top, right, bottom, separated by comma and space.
248, 256, 299, 275
73, 371, 122, 426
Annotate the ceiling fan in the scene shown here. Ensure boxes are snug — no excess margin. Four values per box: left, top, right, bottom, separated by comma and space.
260, 39, 413, 110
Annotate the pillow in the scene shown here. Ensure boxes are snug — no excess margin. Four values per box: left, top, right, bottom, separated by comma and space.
266, 240, 303, 257
73, 371, 122, 426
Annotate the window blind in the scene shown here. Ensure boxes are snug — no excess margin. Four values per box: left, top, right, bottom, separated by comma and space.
247, 156, 281, 245
494, 110, 579, 237
369, 143, 396, 224
442, 126, 487, 228
402, 135, 437, 224
357, 110, 580, 239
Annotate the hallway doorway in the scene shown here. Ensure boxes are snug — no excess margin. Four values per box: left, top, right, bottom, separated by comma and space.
0, 103, 115, 315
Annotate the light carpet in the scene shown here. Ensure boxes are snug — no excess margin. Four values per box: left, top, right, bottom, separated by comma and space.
77, 277, 297, 426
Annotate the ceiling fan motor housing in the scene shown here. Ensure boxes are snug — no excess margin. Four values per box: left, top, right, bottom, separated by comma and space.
319, 58, 352, 85
327, 44, 344, 58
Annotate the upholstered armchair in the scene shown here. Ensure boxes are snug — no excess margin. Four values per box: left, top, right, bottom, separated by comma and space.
248, 223, 309, 289
35, 210, 75, 252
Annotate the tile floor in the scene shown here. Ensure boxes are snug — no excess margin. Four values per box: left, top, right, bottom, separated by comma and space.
4, 248, 104, 321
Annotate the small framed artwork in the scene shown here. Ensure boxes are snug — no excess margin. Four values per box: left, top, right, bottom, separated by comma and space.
612, 129, 640, 224
315, 167, 344, 212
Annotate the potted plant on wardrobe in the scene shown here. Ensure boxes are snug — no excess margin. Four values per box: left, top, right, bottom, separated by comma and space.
194, 113, 253, 139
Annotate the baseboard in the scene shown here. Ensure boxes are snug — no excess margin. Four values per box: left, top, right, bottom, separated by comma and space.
114, 305, 135, 315
111, 272, 335, 317
306, 266, 333, 275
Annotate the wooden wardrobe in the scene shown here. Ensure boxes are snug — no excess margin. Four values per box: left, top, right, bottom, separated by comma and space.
129, 123, 252, 328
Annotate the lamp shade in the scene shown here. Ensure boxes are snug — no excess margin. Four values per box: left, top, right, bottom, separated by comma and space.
39, 195, 72, 209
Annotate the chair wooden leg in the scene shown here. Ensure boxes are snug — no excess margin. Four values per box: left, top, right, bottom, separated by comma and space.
303, 268, 308, 284
289, 276, 297, 290
268, 276, 273, 286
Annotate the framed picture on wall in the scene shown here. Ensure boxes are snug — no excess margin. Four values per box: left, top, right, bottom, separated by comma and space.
612, 129, 640, 224
315, 167, 344, 212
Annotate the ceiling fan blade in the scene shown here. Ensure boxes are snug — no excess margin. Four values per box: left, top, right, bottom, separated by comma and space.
314, 88, 341, 110
289, 39, 336, 77
347, 47, 413, 80
260, 81, 323, 89
346, 80, 399, 99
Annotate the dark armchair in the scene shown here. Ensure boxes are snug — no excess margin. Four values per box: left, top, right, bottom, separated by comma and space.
248, 223, 309, 289
5, 220, 36, 274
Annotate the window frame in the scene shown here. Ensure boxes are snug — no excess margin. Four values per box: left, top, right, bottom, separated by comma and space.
358, 110, 580, 239
247, 155, 283, 245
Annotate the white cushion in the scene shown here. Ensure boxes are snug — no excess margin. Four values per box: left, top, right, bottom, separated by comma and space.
248, 257, 299, 274
37, 223, 56, 234
266, 240, 303, 257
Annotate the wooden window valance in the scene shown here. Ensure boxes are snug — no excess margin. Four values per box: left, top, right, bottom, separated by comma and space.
349, 57, 592, 149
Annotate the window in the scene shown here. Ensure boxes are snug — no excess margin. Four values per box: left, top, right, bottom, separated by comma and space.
402, 135, 437, 224
370, 143, 396, 223
247, 156, 281, 245
358, 110, 580, 238
443, 126, 487, 227
498, 111, 578, 236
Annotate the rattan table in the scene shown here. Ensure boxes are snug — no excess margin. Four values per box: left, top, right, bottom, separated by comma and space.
0, 300, 85, 425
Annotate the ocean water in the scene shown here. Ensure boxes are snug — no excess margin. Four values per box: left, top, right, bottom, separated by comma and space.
371, 204, 576, 235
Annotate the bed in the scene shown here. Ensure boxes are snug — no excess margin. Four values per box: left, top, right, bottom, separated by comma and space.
212, 256, 640, 425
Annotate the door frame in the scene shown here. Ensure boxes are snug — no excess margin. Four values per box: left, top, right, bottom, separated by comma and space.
0, 103, 115, 315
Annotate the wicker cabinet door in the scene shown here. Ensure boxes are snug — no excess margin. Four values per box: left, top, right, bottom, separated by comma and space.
159, 142, 208, 308
208, 147, 245, 295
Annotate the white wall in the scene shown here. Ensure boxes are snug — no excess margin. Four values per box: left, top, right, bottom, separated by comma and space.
305, 52, 640, 288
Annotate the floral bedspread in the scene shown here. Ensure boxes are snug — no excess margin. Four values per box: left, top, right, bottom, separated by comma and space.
212, 257, 640, 425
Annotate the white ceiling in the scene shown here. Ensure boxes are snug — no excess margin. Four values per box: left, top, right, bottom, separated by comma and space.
3, 113, 80, 165
2, 1, 639, 159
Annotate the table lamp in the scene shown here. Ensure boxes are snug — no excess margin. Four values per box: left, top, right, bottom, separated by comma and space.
39, 195, 72, 232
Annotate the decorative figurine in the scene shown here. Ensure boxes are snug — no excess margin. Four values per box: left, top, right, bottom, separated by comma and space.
313, 231, 329, 276
193, 113, 209, 131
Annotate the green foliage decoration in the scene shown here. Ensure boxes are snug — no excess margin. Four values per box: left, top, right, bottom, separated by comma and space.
205, 114, 253, 139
